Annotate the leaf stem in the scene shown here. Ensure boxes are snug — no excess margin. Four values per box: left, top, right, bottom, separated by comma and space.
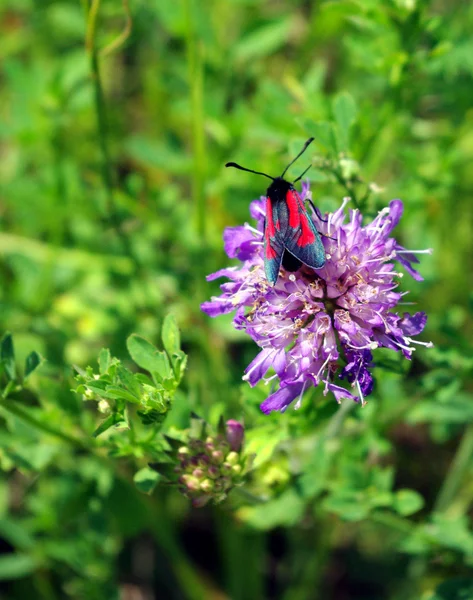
434, 423, 473, 514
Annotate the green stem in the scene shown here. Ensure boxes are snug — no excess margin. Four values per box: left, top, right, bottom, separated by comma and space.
215, 509, 265, 600
86, 0, 115, 213
0, 398, 88, 450
84, 0, 144, 276
434, 423, 473, 514
325, 398, 355, 438
184, 0, 206, 240
370, 511, 414, 534
146, 494, 215, 600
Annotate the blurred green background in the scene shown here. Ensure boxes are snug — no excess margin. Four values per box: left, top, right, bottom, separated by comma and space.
1, 0, 473, 599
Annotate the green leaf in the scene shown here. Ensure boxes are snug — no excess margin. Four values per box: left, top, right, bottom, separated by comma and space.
429, 578, 473, 600
162, 314, 180, 358
127, 334, 172, 382
24, 351, 42, 380
1, 333, 16, 380
116, 365, 141, 397
93, 413, 127, 438
245, 425, 288, 468
298, 438, 335, 499
408, 397, 473, 425
134, 467, 160, 494
322, 493, 370, 521
237, 489, 305, 530
98, 348, 111, 375
149, 462, 177, 480
101, 387, 140, 404
0, 553, 37, 580
171, 350, 187, 382
332, 92, 357, 151
393, 489, 425, 516
233, 17, 293, 63
0, 519, 34, 551
427, 515, 473, 555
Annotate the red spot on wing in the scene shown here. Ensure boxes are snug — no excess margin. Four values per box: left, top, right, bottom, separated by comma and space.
265, 226, 277, 259
297, 213, 316, 247
265, 197, 276, 238
286, 190, 300, 228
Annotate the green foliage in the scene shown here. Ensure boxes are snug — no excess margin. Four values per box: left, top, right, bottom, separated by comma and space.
0, 0, 472, 598
76, 321, 186, 431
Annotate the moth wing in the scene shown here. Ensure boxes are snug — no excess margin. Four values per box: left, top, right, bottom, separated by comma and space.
283, 190, 326, 269
264, 197, 285, 286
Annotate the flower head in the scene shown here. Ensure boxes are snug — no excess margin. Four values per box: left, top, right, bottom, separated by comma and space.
202, 185, 432, 414
151, 417, 251, 508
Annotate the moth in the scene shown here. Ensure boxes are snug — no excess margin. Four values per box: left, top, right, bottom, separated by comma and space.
226, 138, 326, 285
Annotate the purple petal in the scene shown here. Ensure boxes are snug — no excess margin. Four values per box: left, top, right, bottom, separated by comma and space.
201, 297, 235, 317
395, 249, 424, 281
260, 382, 305, 414
243, 348, 275, 386
249, 197, 266, 231
223, 226, 260, 261
388, 199, 404, 230
340, 348, 374, 396
399, 312, 427, 336
300, 180, 310, 200
324, 382, 358, 403
206, 267, 239, 282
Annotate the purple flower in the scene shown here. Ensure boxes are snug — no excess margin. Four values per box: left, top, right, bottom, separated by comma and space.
202, 186, 433, 413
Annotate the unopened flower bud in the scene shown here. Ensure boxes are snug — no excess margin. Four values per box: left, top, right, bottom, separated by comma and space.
225, 451, 239, 466
211, 450, 224, 464
231, 464, 242, 476
98, 399, 110, 413
181, 475, 200, 492
192, 468, 204, 479
200, 479, 214, 493
225, 420, 244, 452
207, 466, 219, 479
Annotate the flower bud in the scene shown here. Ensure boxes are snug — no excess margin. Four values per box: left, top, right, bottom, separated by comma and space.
211, 450, 224, 464
207, 466, 220, 479
98, 399, 110, 413
200, 479, 214, 493
225, 420, 244, 452
231, 464, 242, 476
225, 451, 239, 466
181, 474, 200, 492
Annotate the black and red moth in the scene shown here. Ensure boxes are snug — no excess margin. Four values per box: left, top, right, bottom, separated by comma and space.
226, 138, 326, 286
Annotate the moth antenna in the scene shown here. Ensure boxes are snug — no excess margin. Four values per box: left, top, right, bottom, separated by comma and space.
225, 162, 274, 181
293, 164, 312, 184
281, 138, 315, 179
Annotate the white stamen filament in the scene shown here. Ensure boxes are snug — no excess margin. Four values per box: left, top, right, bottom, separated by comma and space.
346, 341, 378, 351
356, 379, 366, 406
244, 223, 262, 236
397, 248, 433, 255
406, 338, 434, 348
294, 381, 308, 410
